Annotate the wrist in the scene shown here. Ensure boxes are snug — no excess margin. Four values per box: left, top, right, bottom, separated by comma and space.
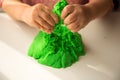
84, 0, 113, 20
20, 5, 31, 22
83, 4, 96, 21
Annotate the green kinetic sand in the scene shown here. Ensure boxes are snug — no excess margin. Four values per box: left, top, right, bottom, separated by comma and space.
28, 0, 85, 68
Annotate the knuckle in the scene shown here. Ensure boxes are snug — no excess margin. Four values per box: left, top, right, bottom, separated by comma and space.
32, 6, 38, 12
35, 4, 43, 8
33, 4, 43, 12
65, 5, 74, 11
64, 7, 69, 12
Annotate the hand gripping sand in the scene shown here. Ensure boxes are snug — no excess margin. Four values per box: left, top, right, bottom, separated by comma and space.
28, 0, 85, 68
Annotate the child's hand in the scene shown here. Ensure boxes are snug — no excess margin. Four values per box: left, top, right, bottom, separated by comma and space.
22, 4, 58, 33
61, 4, 92, 32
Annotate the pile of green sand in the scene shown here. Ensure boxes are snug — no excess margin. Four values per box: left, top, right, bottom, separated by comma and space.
28, 0, 85, 68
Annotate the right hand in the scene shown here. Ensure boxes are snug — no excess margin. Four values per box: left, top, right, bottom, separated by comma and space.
22, 4, 58, 33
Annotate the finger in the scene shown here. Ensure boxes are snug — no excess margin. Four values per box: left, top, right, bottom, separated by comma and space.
61, 5, 74, 20
49, 12, 58, 23
43, 7, 58, 23
64, 10, 78, 25
67, 19, 80, 30
34, 21, 52, 34
36, 20, 53, 34
32, 21, 45, 31
39, 10, 55, 26
35, 15, 53, 30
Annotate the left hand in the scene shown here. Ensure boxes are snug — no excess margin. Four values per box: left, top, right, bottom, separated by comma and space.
61, 4, 92, 32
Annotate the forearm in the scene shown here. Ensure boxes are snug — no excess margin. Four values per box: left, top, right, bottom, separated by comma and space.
85, 0, 113, 20
2, 0, 31, 21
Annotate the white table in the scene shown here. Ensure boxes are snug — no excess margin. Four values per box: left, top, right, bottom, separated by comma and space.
0, 13, 120, 80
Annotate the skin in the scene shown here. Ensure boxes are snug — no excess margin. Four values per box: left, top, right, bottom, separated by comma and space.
2, 0, 113, 33
0, 2, 2, 7
0, 0, 3, 7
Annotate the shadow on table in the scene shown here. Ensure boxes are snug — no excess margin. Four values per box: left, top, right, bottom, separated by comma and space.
0, 72, 9, 80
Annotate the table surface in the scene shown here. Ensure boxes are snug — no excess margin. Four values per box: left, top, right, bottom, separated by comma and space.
0, 13, 120, 80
